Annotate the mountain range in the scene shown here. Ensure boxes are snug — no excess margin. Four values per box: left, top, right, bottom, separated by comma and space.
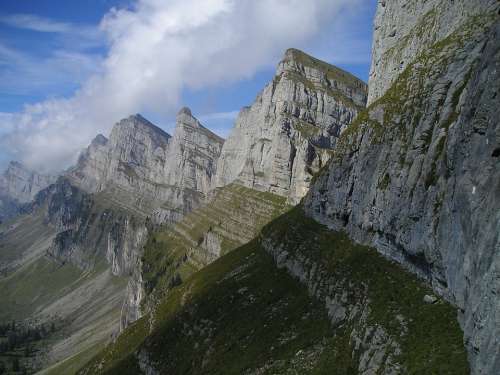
0, 0, 498, 374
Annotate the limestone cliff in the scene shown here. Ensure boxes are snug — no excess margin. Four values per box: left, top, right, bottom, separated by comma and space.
305, 1, 500, 373
368, 0, 498, 104
0, 161, 56, 221
152, 107, 225, 224
214, 49, 367, 204
0, 161, 56, 203
69, 110, 223, 223
68, 114, 171, 213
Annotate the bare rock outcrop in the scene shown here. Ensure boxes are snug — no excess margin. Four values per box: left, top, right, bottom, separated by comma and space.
305, 2, 500, 373
214, 48, 367, 204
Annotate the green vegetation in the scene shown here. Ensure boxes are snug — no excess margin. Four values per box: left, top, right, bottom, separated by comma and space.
141, 184, 290, 303
293, 120, 322, 139
81, 207, 468, 374
261, 207, 469, 374
0, 258, 83, 321
284, 48, 367, 91
378, 173, 391, 190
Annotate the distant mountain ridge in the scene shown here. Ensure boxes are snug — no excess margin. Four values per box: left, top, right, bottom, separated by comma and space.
0, 161, 57, 222
0, 47, 367, 373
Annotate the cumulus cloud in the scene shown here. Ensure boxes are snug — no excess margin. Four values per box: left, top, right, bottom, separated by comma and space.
1, 0, 363, 172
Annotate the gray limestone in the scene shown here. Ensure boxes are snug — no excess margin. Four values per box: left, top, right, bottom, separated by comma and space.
305, 2, 500, 373
214, 49, 367, 204
0, 161, 56, 221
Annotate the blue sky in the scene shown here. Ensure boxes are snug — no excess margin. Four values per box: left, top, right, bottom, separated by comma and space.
0, 0, 377, 171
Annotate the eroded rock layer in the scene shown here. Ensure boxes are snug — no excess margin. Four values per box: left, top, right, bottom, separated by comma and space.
214, 48, 367, 204
306, 3, 500, 373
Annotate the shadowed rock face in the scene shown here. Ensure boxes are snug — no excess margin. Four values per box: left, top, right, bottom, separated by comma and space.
306, 1, 500, 373
214, 48, 368, 204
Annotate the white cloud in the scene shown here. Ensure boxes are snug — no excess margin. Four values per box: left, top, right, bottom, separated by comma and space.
0, 13, 103, 42
0, 13, 74, 33
1, 0, 366, 172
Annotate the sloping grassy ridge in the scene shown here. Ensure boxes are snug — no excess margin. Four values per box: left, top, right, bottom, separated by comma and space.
79, 207, 468, 374
141, 183, 290, 303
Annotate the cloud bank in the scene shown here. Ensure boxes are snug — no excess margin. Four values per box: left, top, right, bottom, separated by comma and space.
1, 0, 362, 172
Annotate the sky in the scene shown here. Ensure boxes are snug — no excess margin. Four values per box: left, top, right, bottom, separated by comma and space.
0, 0, 377, 172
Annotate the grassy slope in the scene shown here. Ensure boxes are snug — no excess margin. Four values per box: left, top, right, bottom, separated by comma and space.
141, 183, 290, 301
0, 201, 130, 374
80, 207, 468, 374
0, 257, 83, 321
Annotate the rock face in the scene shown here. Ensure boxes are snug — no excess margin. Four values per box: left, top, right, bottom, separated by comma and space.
305, 2, 500, 373
69, 110, 223, 223
63, 110, 223, 329
0, 161, 56, 203
214, 48, 367, 204
68, 114, 171, 211
0, 161, 56, 221
368, 0, 499, 104
153, 107, 225, 223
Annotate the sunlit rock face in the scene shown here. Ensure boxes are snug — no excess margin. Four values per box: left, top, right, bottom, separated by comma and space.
68, 110, 224, 222
214, 48, 367, 204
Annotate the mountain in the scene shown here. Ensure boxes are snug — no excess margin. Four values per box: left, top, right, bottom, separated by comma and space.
215, 48, 367, 204
305, 0, 500, 373
79, 0, 498, 374
0, 110, 225, 374
68, 110, 223, 222
2, 0, 499, 372
0, 161, 56, 222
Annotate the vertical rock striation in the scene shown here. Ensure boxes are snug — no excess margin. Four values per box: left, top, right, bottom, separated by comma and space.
153, 107, 225, 223
368, 0, 499, 104
214, 48, 367, 204
0, 161, 56, 203
305, 1, 500, 373
0, 161, 56, 221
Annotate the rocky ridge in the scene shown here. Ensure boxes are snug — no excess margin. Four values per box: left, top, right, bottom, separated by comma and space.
0, 161, 56, 203
306, 1, 500, 373
214, 48, 367, 204
0, 161, 56, 222
0, 109, 225, 373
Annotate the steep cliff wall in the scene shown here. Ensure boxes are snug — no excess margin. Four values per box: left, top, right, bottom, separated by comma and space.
305, 2, 500, 373
69, 110, 224, 224
0, 161, 56, 203
215, 49, 367, 204
0, 161, 56, 222
368, 0, 499, 104
152, 107, 225, 224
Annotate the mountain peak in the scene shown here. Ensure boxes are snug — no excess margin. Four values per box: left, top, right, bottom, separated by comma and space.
278, 48, 367, 98
90, 134, 108, 147
113, 113, 171, 141
177, 107, 193, 117
176, 106, 200, 129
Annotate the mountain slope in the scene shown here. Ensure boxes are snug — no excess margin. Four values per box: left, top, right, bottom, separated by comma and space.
0, 110, 225, 374
139, 184, 290, 310
79, 207, 468, 374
